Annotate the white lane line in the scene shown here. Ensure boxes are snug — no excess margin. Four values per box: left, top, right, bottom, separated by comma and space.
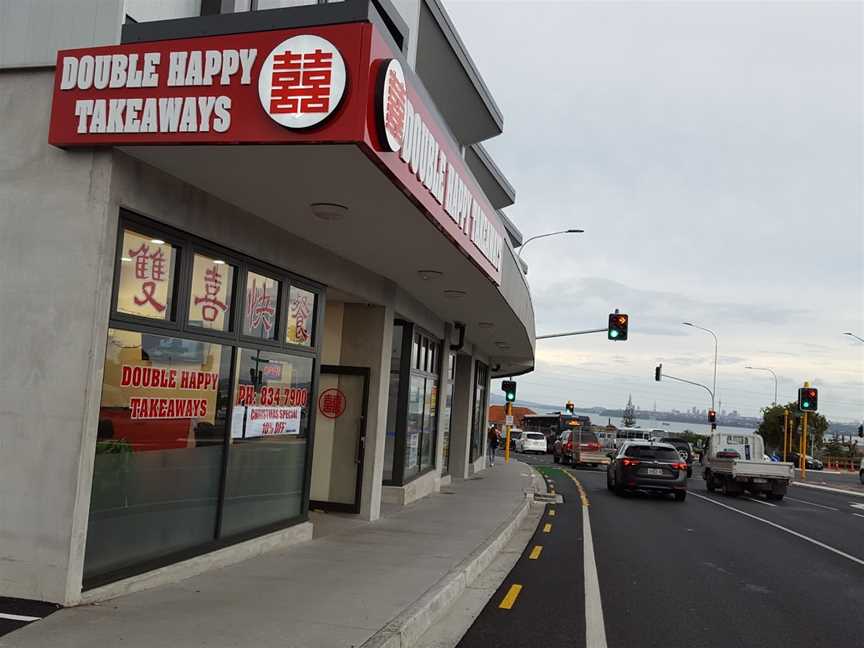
784, 496, 839, 511
854, 513, 864, 519
691, 492, 864, 567
582, 502, 608, 648
792, 482, 864, 498
0, 612, 40, 622
745, 497, 776, 507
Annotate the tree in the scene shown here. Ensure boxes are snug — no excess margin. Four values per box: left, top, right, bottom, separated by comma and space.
757, 401, 828, 455
622, 394, 636, 427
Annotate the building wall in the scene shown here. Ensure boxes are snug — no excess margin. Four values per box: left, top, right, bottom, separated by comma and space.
0, 69, 117, 603
0, 0, 123, 68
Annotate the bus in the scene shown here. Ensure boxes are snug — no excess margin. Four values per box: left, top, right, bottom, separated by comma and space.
522, 412, 592, 452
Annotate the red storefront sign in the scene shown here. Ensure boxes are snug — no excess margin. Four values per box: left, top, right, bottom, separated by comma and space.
48, 22, 504, 284
49, 24, 366, 145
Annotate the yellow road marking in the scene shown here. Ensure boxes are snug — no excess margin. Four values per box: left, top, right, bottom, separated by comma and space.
563, 472, 589, 507
499, 584, 523, 609
543, 523, 552, 533
529, 545, 543, 560
549, 509, 556, 516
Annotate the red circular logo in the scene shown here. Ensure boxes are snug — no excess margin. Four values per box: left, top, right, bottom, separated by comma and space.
318, 388, 346, 419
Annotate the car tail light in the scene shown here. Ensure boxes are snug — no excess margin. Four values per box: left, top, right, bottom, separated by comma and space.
583, 442, 600, 450
672, 462, 688, 471
565, 441, 573, 450
622, 458, 640, 467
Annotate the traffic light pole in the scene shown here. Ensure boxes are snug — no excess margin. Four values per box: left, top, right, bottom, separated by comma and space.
657, 369, 717, 430
783, 408, 789, 463
504, 401, 512, 464
799, 412, 808, 480
535, 327, 607, 340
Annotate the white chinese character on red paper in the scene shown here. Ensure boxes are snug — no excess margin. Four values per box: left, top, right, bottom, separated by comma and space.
246, 277, 275, 335
269, 48, 333, 115
193, 265, 228, 322
128, 243, 167, 313
290, 290, 312, 344
385, 68, 406, 144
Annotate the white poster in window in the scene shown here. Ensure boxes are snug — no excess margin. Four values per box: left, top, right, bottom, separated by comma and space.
231, 405, 302, 438
406, 432, 419, 469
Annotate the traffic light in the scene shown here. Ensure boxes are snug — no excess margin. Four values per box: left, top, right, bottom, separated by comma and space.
608, 312, 629, 341
565, 401, 575, 413
798, 387, 818, 412
502, 380, 517, 403
654, 364, 662, 382
708, 409, 717, 423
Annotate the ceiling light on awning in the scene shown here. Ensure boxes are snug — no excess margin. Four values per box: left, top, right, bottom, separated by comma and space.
310, 203, 348, 221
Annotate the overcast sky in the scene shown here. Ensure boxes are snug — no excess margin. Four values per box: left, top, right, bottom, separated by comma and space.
445, 1, 863, 422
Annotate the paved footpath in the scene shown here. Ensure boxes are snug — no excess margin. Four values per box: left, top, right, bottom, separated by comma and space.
2, 462, 535, 648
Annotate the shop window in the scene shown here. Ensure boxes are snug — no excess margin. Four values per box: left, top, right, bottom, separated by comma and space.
242, 271, 280, 340
221, 348, 313, 537
85, 329, 231, 581
384, 322, 405, 482
286, 286, 315, 347
188, 254, 235, 332
116, 229, 177, 320
403, 376, 424, 481
470, 362, 489, 462
420, 379, 437, 471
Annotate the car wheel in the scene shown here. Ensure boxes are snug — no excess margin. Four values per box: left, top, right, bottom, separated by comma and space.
859, 470, 863, 485
705, 470, 716, 492
553, 454, 560, 464
606, 473, 613, 491
674, 491, 687, 502
687, 467, 693, 478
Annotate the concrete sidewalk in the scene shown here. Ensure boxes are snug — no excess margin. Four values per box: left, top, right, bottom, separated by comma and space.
3, 462, 538, 648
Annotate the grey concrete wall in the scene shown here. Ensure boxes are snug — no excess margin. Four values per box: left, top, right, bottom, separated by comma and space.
0, 0, 123, 68
339, 304, 393, 521
0, 69, 117, 603
447, 353, 475, 479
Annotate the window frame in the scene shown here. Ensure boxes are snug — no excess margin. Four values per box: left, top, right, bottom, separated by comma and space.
87, 210, 327, 589
384, 321, 442, 487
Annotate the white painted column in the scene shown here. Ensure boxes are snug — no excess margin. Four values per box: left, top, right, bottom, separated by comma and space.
447, 353, 476, 479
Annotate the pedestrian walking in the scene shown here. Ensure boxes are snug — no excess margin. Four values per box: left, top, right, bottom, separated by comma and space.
487, 424, 499, 466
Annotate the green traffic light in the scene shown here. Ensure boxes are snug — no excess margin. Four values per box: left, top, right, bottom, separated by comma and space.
610, 330, 619, 338
802, 401, 810, 409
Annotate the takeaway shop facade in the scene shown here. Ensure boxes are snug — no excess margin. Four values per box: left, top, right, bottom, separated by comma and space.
0, 1, 534, 605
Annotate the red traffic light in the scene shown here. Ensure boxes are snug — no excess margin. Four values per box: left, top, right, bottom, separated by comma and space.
708, 409, 717, 423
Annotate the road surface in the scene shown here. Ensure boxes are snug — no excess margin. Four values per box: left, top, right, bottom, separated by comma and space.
458, 451, 864, 648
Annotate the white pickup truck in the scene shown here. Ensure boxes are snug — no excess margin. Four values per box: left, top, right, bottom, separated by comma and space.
702, 431, 793, 500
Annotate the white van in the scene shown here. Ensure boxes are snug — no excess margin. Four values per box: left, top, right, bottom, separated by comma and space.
613, 427, 653, 449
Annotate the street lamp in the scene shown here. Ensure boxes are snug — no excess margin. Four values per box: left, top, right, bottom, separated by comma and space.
843, 332, 864, 343
745, 365, 778, 406
515, 228, 584, 262
682, 322, 718, 410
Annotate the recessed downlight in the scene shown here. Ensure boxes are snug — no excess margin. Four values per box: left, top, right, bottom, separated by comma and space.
443, 289, 466, 298
310, 203, 349, 221
418, 270, 443, 281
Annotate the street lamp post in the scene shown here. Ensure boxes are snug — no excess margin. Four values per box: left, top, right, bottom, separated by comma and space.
843, 332, 864, 343
515, 228, 584, 263
682, 322, 718, 412
745, 365, 778, 406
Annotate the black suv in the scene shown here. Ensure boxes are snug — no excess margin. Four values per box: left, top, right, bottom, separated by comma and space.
659, 437, 694, 477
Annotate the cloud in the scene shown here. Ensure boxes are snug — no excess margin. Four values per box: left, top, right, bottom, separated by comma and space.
445, 0, 864, 420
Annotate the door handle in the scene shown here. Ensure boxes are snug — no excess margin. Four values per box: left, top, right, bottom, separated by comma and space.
356, 435, 365, 465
